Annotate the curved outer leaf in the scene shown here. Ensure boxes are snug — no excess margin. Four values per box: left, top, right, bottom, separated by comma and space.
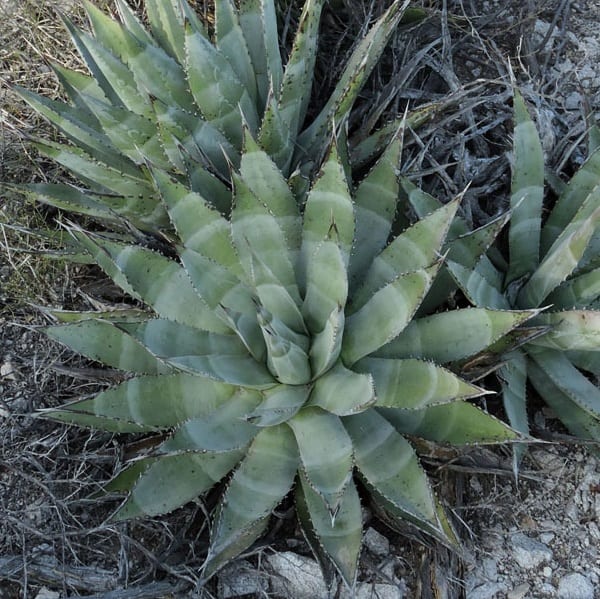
159, 389, 261, 453
111, 450, 243, 520
343, 262, 441, 366
546, 269, 600, 309
528, 347, 600, 420
44, 320, 172, 375
214, 0, 258, 106
380, 402, 520, 445
506, 90, 544, 285
517, 206, 600, 308
352, 199, 459, 310
497, 350, 529, 474
528, 358, 600, 447
41, 374, 239, 433
185, 21, 258, 144
80, 235, 229, 333
541, 148, 600, 254
567, 350, 600, 376
288, 407, 353, 515
355, 357, 486, 409
344, 410, 440, 533
528, 310, 600, 351
296, 472, 362, 589
309, 361, 376, 416
297, 0, 411, 155
145, 0, 186, 63
275, 0, 324, 138
203, 425, 299, 580
376, 308, 539, 364
238, 0, 282, 110
349, 136, 402, 286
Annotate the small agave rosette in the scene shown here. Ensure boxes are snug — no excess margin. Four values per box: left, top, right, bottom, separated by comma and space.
42, 133, 531, 586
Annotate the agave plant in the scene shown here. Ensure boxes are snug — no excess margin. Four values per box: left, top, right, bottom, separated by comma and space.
11, 0, 433, 236
423, 89, 600, 464
38, 130, 536, 586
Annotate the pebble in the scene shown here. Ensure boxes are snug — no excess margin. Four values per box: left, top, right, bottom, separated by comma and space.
507, 583, 530, 599
467, 581, 507, 599
340, 582, 405, 599
266, 552, 328, 599
364, 527, 390, 557
510, 533, 553, 569
557, 572, 595, 599
34, 590, 60, 599
217, 559, 268, 598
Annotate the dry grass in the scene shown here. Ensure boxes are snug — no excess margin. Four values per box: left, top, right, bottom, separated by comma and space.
0, 1, 593, 597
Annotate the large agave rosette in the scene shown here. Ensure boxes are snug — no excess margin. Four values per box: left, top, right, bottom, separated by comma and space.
42, 132, 533, 586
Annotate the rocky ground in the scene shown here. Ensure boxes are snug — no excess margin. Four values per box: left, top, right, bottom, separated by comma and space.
1, 1, 600, 598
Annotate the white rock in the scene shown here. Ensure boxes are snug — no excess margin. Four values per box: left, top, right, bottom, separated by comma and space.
467, 582, 507, 599
34, 589, 60, 599
557, 572, 595, 599
217, 559, 268, 598
363, 527, 390, 557
266, 552, 328, 599
510, 533, 553, 569
507, 583, 530, 599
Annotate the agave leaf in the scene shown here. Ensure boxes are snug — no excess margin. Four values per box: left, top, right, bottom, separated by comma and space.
309, 361, 376, 416
352, 199, 459, 310
528, 310, 600, 351
258, 97, 293, 172
296, 472, 362, 589
517, 206, 600, 308
79, 95, 171, 168
43, 320, 172, 375
447, 259, 509, 310
380, 401, 520, 445
203, 425, 298, 580
41, 374, 239, 433
528, 347, 600, 420
301, 142, 355, 263
240, 131, 301, 253
298, 0, 411, 153
348, 136, 402, 286
152, 98, 239, 178
118, 319, 274, 388
275, 0, 324, 139
567, 350, 600, 376
34, 139, 154, 200
114, 0, 155, 45
302, 237, 348, 335
546, 268, 600, 309
309, 306, 345, 378
150, 169, 239, 270
51, 61, 106, 109
288, 407, 353, 515
528, 358, 600, 449
541, 147, 600, 254
238, 0, 282, 109
59, 13, 151, 116
231, 173, 300, 303
84, 0, 194, 112
345, 410, 440, 533
377, 308, 540, 363
145, 0, 186, 63
15, 87, 124, 168
356, 357, 486, 409
343, 262, 441, 366
19, 183, 167, 230
111, 450, 244, 520
506, 89, 544, 285
498, 350, 529, 475
184, 21, 259, 142
44, 308, 147, 323
80, 235, 229, 332
160, 389, 261, 453
246, 385, 311, 426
